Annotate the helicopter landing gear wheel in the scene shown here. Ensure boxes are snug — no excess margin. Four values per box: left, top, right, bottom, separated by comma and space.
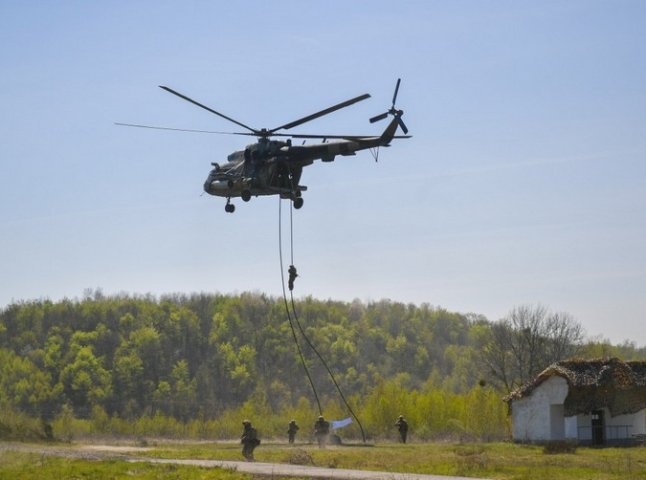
225, 199, 235, 213
293, 197, 304, 209
241, 190, 251, 202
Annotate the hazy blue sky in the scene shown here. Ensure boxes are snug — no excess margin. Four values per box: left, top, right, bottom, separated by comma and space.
2, 1, 645, 345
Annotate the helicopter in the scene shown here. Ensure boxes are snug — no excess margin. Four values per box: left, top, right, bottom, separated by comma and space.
118, 79, 410, 213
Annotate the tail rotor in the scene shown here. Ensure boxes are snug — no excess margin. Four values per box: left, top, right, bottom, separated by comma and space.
369, 78, 408, 134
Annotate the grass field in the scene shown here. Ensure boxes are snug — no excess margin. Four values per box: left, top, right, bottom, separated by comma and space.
0, 450, 248, 480
2, 440, 646, 479
142, 440, 646, 479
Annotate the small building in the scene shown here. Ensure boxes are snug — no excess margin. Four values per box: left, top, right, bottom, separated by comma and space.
505, 358, 646, 445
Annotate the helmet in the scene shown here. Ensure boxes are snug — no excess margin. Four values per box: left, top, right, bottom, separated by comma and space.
242, 419, 250, 425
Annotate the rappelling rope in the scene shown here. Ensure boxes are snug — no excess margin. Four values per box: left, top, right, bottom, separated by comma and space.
278, 196, 322, 415
280, 196, 367, 443
287, 284, 367, 441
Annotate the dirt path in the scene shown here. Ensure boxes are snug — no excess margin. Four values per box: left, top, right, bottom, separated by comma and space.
1, 442, 490, 480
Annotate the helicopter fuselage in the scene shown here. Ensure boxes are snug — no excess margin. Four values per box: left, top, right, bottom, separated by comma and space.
203, 118, 401, 209
204, 139, 305, 200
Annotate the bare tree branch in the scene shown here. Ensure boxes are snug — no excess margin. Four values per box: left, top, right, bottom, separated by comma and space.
479, 304, 585, 393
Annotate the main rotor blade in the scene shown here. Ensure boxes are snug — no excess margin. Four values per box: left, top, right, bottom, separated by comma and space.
285, 133, 412, 140
271, 93, 371, 132
392, 78, 401, 106
284, 133, 378, 140
255, 132, 411, 140
159, 86, 258, 134
114, 122, 254, 135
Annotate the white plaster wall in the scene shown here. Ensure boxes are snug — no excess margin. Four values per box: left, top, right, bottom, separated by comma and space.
511, 376, 568, 442
606, 409, 646, 438
564, 416, 578, 439
634, 410, 646, 435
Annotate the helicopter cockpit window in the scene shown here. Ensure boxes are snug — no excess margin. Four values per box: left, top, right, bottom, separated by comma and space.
227, 151, 244, 162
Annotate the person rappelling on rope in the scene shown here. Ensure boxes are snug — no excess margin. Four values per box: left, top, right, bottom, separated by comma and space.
288, 265, 298, 291
277, 198, 366, 444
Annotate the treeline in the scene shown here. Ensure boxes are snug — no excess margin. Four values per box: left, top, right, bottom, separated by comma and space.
1, 292, 644, 440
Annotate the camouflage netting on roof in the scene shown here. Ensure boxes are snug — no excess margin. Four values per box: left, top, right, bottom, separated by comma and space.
505, 358, 646, 417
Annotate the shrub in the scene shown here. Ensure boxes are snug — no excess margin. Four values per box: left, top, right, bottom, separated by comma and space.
543, 440, 577, 454
285, 448, 315, 465
0, 408, 50, 441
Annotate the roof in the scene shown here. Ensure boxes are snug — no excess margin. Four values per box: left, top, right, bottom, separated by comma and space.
505, 358, 646, 417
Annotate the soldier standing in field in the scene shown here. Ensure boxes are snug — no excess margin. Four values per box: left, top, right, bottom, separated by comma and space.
395, 415, 409, 443
287, 419, 299, 444
241, 420, 260, 461
313, 415, 330, 448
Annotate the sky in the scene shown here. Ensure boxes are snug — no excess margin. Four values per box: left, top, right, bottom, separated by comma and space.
1, 1, 645, 346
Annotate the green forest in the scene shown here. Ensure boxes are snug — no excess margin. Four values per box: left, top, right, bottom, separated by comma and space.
1, 291, 644, 441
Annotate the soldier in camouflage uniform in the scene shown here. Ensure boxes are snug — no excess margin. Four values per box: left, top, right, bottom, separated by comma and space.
395, 415, 409, 443
287, 419, 299, 444
313, 415, 330, 448
241, 420, 260, 461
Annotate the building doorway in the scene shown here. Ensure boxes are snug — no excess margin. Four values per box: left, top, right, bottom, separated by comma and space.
591, 410, 604, 445
550, 404, 565, 440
